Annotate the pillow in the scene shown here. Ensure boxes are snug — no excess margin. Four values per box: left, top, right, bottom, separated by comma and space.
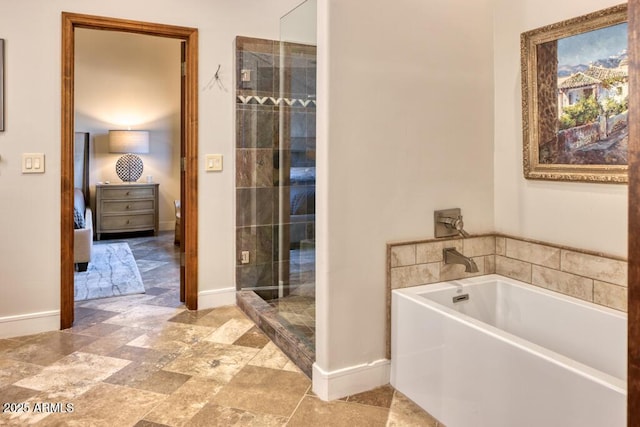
73, 188, 86, 229
73, 207, 85, 229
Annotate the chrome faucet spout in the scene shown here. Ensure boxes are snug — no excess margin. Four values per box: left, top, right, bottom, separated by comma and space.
443, 247, 479, 273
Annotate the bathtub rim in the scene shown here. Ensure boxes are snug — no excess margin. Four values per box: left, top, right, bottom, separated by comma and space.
391, 273, 627, 395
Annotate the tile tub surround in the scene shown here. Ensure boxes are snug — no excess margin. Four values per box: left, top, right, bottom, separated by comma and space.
386, 234, 628, 358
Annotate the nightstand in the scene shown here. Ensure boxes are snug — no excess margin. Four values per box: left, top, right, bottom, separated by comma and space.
95, 182, 159, 240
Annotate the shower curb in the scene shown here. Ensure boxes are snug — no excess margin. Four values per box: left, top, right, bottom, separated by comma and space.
236, 290, 314, 378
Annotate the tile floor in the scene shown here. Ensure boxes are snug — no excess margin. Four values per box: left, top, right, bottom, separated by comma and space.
0, 232, 440, 426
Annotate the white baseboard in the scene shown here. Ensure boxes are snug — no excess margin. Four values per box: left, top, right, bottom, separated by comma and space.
0, 310, 60, 339
198, 287, 237, 309
312, 359, 391, 401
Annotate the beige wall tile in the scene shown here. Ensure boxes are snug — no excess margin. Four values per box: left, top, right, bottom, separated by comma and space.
440, 256, 486, 281
390, 263, 440, 289
485, 255, 496, 274
531, 266, 593, 301
463, 236, 495, 257
495, 256, 532, 283
496, 237, 506, 256
505, 239, 560, 269
416, 241, 442, 264
561, 251, 627, 287
594, 281, 627, 312
390, 245, 416, 267
416, 239, 462, 264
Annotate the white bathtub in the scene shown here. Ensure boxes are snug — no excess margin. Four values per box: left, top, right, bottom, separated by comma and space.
390, 274, 627, 427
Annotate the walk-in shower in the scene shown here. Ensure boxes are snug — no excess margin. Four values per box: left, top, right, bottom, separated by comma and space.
235, 0, 316, 375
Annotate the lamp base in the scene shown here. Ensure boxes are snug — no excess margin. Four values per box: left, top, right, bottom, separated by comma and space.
115, 153, 144, 182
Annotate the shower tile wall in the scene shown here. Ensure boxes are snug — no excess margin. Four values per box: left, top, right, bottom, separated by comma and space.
235, 36, 316, 298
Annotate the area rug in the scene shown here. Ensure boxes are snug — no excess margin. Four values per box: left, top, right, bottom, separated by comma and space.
74, 242, 145, 301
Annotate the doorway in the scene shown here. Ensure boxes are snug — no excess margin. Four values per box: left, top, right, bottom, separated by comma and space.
60, 13, 199, 329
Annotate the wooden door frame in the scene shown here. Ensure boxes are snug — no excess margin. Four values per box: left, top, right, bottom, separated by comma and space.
60, 12, 199, 329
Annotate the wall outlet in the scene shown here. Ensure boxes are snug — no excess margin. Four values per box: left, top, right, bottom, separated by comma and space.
241, 251, 250, 264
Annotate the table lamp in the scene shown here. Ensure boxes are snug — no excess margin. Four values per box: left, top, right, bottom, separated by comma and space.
109, 130, 149, 182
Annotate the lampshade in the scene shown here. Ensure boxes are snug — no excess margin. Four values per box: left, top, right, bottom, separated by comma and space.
108, 130, 149, 154
108, 130, 149, 182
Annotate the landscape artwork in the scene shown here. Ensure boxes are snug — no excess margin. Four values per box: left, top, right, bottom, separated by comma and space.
520, 4, 628, 183
550, 22, 628, 166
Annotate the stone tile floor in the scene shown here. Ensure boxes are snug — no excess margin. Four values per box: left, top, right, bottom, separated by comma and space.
0, 232, 441, 426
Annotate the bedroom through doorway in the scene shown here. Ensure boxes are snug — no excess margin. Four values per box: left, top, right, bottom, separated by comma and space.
72, 29, 181, 307
61, 13, 199, 329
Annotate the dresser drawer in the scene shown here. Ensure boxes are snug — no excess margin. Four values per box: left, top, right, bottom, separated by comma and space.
100, 187, 155, 199
100, 214, 155, 231
101, 199, 155, 213
95, 183, 159, 240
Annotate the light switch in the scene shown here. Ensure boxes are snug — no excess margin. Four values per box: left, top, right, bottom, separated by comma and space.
205, 154, 223, 172
22, 153, 45, 174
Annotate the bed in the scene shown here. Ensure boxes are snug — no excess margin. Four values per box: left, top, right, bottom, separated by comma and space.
289, 166, 315, 248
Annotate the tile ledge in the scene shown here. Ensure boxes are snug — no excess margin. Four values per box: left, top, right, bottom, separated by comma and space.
386, 233, 494, 248
387, 232, 626, 263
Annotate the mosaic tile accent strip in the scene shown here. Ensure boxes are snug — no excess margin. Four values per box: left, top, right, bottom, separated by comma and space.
236, 95, 317, 108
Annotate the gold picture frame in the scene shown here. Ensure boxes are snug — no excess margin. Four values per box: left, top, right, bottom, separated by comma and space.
521, 4, 628, 183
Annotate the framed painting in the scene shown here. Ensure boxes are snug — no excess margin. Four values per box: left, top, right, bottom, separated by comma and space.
521, 4, 628, 183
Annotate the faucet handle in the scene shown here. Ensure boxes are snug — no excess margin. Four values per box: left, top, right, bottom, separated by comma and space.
452, 216, 469, 238
440, 215, 469, 238
434, 208, 471, 238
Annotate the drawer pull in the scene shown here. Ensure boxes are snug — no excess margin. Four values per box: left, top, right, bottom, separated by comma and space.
126, 205, 131, 209
126, 191, 130, 195
126, 220, 130, 224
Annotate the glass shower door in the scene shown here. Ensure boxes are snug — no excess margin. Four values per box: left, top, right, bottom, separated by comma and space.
234, 0, 317, 357
273, 0, 317, 350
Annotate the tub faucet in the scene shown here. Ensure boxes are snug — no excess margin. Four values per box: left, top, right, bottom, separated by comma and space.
434, 208, 471, 238
443, 248, 479, 273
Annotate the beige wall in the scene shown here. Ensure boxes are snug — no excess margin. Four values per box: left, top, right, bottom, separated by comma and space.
493, 0, 628, 258
75, 29, 181, 230
315, 0, 628, 398
315, 0, 495, 390
0, 0, 301, 332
